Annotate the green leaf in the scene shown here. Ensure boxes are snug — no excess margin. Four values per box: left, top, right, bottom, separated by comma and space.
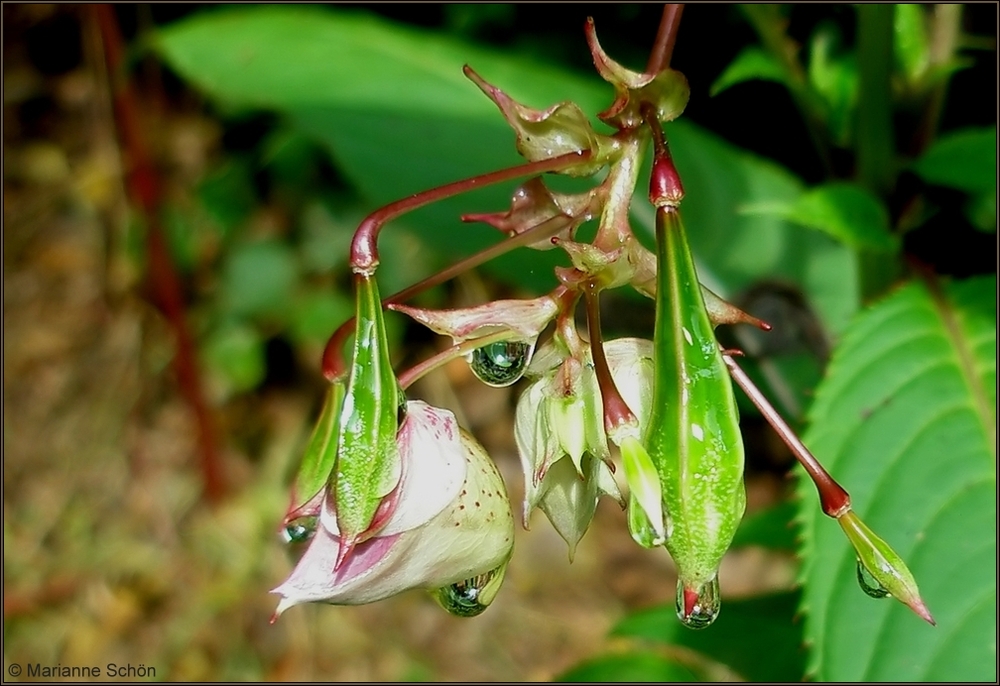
556, 651, 700, 683
748, 182, 899, 252
965, 190, 997, 233
912, 126, 998, 195
731, 500, 799, 551
798, 275, 996, 681
289, 288, 354, 346
807, 22, 858, 146
710, 46, 787, 97
221, 240, 299, 320
155, 6, 859, 340
197, 158, 256, 237
612, 592, 806, 682
201, 322, 266, 396
894, 4, 930, 84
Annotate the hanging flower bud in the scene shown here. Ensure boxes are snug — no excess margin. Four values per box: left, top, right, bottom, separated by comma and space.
584, 18, 690, 129
464, 66, 614, 176
272, 401, 514, 616
646, 206, 747, 629
838, 510, 935, 625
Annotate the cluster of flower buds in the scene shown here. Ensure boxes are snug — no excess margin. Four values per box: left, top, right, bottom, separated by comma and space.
271, 17, 932, 630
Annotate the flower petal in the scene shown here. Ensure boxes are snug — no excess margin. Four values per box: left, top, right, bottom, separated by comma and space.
272, 424, 513, 615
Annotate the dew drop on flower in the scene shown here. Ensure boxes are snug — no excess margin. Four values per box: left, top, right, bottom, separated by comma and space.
432, 565, 506, 617
469, 341, 534, 388
856, 558, 891, 598
675, 576, 721, 629
282, 516, 318, 544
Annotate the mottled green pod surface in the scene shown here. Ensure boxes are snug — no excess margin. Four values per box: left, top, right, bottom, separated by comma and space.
331, 273, 402, 563
647, 206, 746, 628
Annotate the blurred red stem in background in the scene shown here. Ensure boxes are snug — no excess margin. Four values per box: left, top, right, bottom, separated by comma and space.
93, 4, 225, 503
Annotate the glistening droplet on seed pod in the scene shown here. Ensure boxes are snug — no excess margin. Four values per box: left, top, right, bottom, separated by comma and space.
431, 563, 508, 617
675, 576, 721, 629
469, 340, 534, 388
856, 558, 891, 599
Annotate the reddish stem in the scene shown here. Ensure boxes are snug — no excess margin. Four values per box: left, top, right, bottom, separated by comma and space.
350, 151, 591, 274
643, 102, 685, 206
646, 4, 685, 74
583, 280, 638, 433
94, 5, 224, 503
324, 209, 580, 381
722, 354, 850, 517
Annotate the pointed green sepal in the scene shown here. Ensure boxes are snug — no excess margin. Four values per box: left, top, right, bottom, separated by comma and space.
286, 380, 345, 519
619, 434, 666, 547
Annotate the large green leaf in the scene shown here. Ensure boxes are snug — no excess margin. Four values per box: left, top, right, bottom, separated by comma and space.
555, 651, 700, 683
612, 592, 806, 682
710, 46, 787, 96
797, 275, 996, 680
912, 126, 997, 195
154, 5, 858, 334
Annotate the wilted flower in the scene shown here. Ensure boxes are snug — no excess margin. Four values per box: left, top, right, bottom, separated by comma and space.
272, 401, 514, 616
514, 337, 655, 558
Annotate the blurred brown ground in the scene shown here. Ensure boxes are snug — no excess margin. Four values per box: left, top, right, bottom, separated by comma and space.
3, 5, 794, 681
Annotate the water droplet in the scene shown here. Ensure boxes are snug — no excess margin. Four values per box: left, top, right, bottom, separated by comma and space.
675, 577, 721, 629
469, 341, 533, 388
856, 559, 890, 598
432, 563, 508, 617
281, 516, 317, 544
627, 496, 665, 548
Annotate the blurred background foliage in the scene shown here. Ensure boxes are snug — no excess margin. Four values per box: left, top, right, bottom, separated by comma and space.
3, 4, 995, 682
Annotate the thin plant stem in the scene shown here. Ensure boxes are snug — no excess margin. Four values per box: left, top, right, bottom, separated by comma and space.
323, 210, 584, 381
583, 280, 637, 433
397, 330, 513, 391
350, 151, 591, 273
646, 4, 685, 74
722, 354, 851, 517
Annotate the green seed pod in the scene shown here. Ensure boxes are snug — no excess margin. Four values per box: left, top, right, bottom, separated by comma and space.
647, 206, 746, 629
331, 273, 403, 566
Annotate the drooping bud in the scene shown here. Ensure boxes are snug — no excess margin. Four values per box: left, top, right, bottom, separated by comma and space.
838, 510, 936, 625
514, 338, 657, 557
